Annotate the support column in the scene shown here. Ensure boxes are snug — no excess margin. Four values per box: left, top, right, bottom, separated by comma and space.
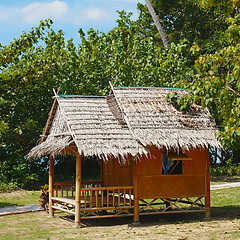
133, 160, 140, 224
205, 150, 211, 219
49, 154, 54, 217
75, 152, 81, 227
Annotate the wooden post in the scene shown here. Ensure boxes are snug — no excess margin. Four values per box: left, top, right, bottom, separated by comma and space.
133, 160, 140, 224
75, 152, 81, 227
205, 149, 211, 219
49, 154, 54, 217
100, 159, 103, 186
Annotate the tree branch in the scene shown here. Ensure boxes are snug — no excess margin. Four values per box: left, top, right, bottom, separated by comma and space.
225, 85, 240, 96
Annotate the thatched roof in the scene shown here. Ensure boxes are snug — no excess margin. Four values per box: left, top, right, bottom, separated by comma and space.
28, 86, 221, 161
28, 94, 148, 162
112, 87, 220, 152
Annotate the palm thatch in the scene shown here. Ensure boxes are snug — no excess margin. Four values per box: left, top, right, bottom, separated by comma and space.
28, 94, 148, 162
28, 86, 221, 161
112, 87, 220, 152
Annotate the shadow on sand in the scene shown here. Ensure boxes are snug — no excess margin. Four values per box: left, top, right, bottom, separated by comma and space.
60, 205, 240, 227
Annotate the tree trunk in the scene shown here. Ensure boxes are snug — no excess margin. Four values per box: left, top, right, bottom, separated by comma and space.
145, 0, 170, 49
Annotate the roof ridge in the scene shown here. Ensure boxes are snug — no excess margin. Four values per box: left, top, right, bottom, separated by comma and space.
58, 94, 104, 98
114, 86, 184, 90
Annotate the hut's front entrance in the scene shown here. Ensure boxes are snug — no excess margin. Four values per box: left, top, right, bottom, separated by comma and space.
48, 148, 210, 226
48, 153, 135, 225
51, 184, 135, 219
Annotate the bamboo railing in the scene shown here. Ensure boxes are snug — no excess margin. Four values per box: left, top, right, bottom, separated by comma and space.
53, 181, 102, 197
80, 186, 134, 219
81, 186, 134, 209
52, 182, 134, 218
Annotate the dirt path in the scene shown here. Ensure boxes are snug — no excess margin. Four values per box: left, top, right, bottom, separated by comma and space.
210, 181, 240, 190
0, 204, 43, 216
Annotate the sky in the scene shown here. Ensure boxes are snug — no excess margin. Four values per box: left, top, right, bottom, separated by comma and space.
0, 0, 145, 46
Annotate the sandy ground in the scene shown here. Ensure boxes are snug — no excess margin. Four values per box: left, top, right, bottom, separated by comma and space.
0, 179, 240, 239
0, 210, 239, 240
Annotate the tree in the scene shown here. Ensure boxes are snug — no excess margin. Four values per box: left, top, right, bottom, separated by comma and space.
167, 0, 240, 162
138, 0, 228, 53
0, 13, 189, 187
0, 20, 74, 186
194, 1, 240, 152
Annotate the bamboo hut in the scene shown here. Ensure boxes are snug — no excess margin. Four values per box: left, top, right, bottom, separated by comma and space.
28, 85, 221, 226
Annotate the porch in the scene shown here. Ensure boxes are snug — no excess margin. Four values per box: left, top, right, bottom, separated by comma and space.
51, 181, 135, 219
49, 181, 207, 222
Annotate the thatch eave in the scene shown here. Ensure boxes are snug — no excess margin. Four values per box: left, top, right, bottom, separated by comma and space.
27, 136, 74, 159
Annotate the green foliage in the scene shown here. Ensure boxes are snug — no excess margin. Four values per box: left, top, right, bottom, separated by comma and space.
210, 159, 240, 176
0, 181, 18, 193
198, 0, 240, 45
137, 0, 227, 51
180, 44, 240, 149
166, 1, 240, 151
166, 91, 192, 111
0, 156, 39, 188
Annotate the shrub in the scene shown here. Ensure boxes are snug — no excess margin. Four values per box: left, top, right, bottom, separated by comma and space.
39, 184, 49, 211
210, 159, 240, 176
0, 181, 18, 193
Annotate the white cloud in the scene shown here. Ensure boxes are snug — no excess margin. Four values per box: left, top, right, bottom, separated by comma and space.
84, 7, 109, 21
69, 6, 111, 25
0, 1, 112, 26
0, 0, 143, 45
21, 0, 68, 24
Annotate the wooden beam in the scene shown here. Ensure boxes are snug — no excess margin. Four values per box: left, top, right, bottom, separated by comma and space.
49, 154, 54, 217
133, 159, 140, 223
75, 152, 81, 227
205, 149, 211, 219
51, 206, 75, 215
100, 159, 103, 187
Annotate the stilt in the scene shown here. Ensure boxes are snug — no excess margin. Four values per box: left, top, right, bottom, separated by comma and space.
205, 151, 211, 219
133, 160, 140, 224
49, 154, 54, 217
75, 152, 81, 226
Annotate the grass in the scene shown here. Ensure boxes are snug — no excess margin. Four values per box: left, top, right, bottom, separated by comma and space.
211, 187, 240, 209
0, 181, 240, 239
0, 190, 41, 208
0, 178, 238, 209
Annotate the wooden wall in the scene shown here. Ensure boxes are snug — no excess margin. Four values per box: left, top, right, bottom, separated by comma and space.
102, 158, 133, 187
137, 149, 208, 199
102, 148, 209, 199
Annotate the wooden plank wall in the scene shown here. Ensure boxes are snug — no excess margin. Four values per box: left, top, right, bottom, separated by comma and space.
137, 149, 208, 199
102, 158, 133, 187
102, 148, 209, 200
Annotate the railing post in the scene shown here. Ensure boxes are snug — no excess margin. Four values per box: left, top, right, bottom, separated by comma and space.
75, 152, 81, 227
49, 154, 54, 217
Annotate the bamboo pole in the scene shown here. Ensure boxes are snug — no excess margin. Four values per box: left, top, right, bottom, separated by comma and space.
100, 159, 103, 186
49, 154, 54, 217
75, 152, 81, 227
133, 160, 140, 223
205, 150, 211, 219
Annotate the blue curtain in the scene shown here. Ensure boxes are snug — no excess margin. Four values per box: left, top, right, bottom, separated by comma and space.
162, 154, 174, 175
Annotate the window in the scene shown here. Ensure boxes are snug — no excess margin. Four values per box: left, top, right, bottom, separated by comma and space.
162, 152, 191, 175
